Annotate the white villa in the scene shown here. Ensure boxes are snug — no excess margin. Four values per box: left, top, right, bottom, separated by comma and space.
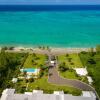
0, 89, 96, 100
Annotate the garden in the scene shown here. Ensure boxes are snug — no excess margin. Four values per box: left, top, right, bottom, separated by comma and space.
57, 53, 88, 83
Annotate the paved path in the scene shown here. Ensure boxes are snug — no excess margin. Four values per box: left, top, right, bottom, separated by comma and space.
48, 66, 94, 91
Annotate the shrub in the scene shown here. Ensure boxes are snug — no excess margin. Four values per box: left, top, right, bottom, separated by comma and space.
87, 58, 96, 64
35, 57, 40, 60
81, 51, 87, 54
96, 45, 100, 53
2, 47, 8, 50
33, 53, 36, 57
35, 86, 40, 90
68, 58, 72, 62
59, 66, 69, 72
70, 62, 74, 65
8, 47, 14, 50
66, 54, 69, 57
39, 71, 44, 78
29, 78, 34, 83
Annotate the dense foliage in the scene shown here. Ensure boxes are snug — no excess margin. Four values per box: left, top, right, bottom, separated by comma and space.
0, 50, 27, 96
79, 46, 100, 96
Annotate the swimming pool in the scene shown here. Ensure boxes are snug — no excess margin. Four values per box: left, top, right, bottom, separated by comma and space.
20, 68, 37, 73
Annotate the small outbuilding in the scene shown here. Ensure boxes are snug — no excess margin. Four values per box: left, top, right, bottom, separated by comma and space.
87, 76, 93, 85
74, 68, 88, 76
50, 61, 55, 66
12, 78, 18, 83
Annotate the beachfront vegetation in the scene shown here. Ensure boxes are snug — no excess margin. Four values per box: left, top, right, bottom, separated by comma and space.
96, 45, 100, 53
79, 46, 100, 96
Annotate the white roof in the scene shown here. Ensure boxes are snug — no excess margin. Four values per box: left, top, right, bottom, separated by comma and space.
54, 91, 64, 95
1, 89, 96, 100
51, 61, 55, 64
33, 90, 43, 94
82, 91, 92, 97
12, 78, 18, 83
75, 68, 88, 76
25, 92, 32, 95
82, 91, 96, 98
87, 76, 93, 84
26, 75, 32, 79
2, 89, 15, 95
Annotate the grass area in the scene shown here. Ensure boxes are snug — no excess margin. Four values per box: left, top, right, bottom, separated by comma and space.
23, 53, 46, 68
58, 53, 83, 68
59, 69, 88, 83
58, 53, 88, 83
60, 70, 78, 79
15, 77, 81, 96
79, 52, 100, 96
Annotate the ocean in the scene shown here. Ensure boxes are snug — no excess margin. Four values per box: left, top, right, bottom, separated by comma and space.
0, 5, 100, 47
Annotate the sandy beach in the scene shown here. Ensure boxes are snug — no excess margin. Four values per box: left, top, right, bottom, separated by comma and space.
2, 46, 96, 55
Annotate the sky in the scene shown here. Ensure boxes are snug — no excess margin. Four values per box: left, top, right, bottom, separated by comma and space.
0, 0, 100, 5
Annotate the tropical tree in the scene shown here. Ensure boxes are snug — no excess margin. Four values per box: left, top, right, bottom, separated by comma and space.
96, 45, 100, 54
33, 53, 36, 57
29, 78, 34, 83
66, 54, 69, 57
59, 62, 69, 72
89, 47, 95, 56
68, 58, 72, 62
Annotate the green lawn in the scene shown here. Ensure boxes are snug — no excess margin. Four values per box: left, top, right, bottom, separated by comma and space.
58, 54, 88, 82
58, 53, 83, 68
15, 77, 81, 96
23, 53, 46, 68
59, 69, 88, 83
60, 70, 78, 79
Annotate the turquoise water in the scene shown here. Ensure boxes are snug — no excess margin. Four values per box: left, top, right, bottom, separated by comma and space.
21, 68, 36, 72
0, 11, 100, 47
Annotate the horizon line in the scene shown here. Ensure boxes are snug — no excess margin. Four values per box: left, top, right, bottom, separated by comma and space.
0, 4, 100, 6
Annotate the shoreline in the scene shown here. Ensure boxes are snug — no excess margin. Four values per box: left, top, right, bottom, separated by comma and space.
0, 46, 96, 54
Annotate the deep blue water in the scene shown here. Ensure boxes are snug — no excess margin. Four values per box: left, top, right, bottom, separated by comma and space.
0, 5, 100, 11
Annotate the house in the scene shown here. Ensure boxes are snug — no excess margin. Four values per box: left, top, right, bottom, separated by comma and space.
0, 89, 96, 100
